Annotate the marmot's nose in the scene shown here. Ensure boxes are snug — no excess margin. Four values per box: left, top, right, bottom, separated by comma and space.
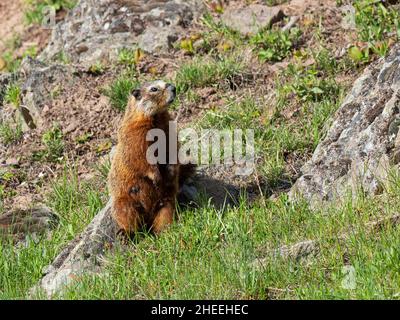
167, 83, 176, 95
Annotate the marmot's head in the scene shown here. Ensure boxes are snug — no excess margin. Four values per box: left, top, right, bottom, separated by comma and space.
129, 80, 176, 116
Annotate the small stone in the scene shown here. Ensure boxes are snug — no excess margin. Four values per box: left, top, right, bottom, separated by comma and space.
5, 157, 19, 166
110, 20, 130, 33
75, 44, 89, 54
63, 121, 79, 134
139, 26, 179, 53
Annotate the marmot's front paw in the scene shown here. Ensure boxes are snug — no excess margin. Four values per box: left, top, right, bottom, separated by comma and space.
145, 169, 162, 186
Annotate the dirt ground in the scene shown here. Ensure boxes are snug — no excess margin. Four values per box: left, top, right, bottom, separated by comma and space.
0, 0, 50, 67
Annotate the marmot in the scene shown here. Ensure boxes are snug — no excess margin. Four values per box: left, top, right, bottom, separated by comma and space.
108, 80, 191, 235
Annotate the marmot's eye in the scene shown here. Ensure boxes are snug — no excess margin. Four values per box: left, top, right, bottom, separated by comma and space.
150, 87, 158, 92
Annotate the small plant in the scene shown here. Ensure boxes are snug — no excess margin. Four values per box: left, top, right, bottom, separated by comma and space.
348, 45, 370, 65
117, 48, 135, 67
75, 132, 93, 144
55, 50, 70, 64
0, 120, 23, 145
265, 0, 288, 5
104, 77, 139, 111
41, 126, 64, 162
4, 85, 21, 108
251, 27, 302, 62
277, 62, 340, 104
354, 0, 399, 43
1, 45, 37, 73
312, 47, 339, 75
24, 0, 77, 25
201, 12, 240, 40
88, 62, 105, 75
370, 40, 390, 57
180, 39, 195, 55
351, 0, 399, 60
117, 48, 144, 70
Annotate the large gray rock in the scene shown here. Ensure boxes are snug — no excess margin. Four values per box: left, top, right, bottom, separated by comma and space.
290, 44, 400, 204
0, 206, 59, 243
40, 0, 205, 66
31, 199, 117, 297
221, 4, 284, 36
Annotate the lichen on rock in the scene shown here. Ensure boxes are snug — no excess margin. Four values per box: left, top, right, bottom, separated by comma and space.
290, 44, 400, 204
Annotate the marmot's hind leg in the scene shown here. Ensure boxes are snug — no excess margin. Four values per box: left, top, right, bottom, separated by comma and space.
112, 196, 141, 234
151, 201, 175, 234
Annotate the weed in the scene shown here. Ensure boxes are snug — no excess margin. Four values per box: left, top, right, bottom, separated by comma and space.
95, 158, 111, 180
55, 50, 70, 64
0, 120, 23, 146
88, 62, 106, 75
352, 0, 399, 59
277, 62, 340, 104
4, 85, 21, 108
40, 126, 64, 162
251, 28, 302, 62
1, 46, 38, 73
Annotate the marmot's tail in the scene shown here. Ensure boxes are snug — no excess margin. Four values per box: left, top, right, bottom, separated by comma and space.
179, 163, 197, 187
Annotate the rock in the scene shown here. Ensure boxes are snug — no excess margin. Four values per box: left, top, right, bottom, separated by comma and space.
221, 4, 284, 36
290, 44, 400, 204
138, 26, 179, 53
18, 57, 74, 130
0, 206, 59, 242
39, 0, 205, 66
31, 200, 117, 297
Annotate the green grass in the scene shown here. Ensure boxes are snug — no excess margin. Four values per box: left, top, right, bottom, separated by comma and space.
24, 0, 76, 25
175, 55, 243, 93
117, 48, 137, 68
32, 126, 64, 162
194, 46, 343, 188
104, 77, 140, 111
0, 119, 23, 146
36, 172, 400, 299
1, 46, 38, 73
0, 168, 107, 299
4, 84, 22, 108
347, 0, 400, 63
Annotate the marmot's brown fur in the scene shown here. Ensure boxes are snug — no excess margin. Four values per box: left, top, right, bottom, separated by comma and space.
108, 80, 183, 235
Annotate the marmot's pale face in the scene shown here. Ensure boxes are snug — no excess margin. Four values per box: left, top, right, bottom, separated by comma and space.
131, 80, 176, 116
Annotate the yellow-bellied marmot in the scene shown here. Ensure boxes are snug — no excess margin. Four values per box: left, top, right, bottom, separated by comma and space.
108, 80, 192, 235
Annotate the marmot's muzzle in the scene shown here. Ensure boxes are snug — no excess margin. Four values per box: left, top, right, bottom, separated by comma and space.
166, 83, 176, 104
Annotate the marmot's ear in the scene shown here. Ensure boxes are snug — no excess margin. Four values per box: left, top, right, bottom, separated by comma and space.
132, 89, 141, 100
